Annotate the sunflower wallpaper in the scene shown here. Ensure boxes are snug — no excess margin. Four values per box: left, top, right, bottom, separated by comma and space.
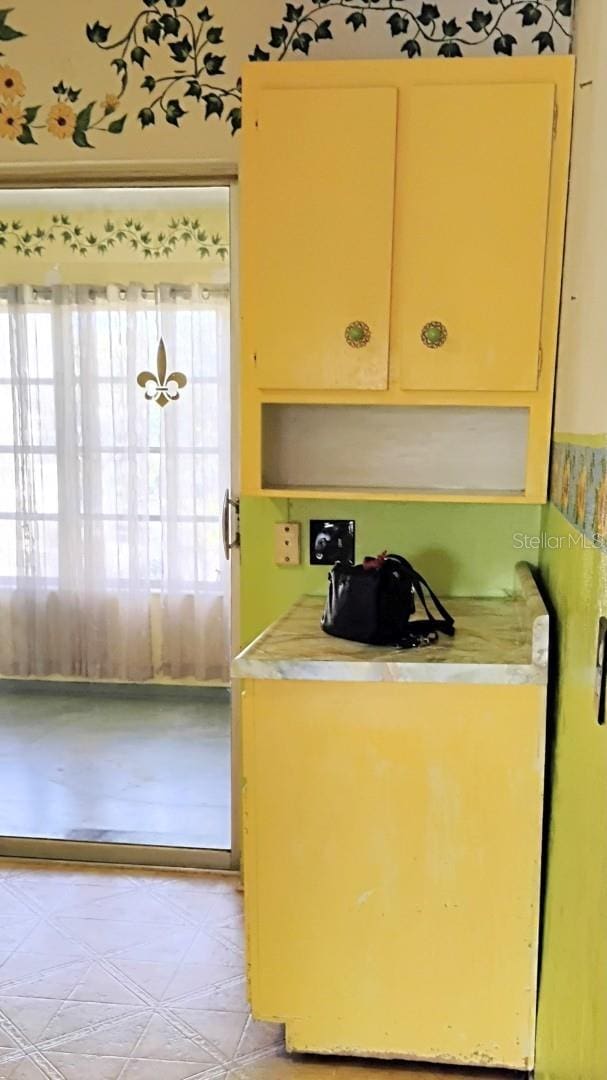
0, 1, 573, 166
549, 441, 607, 549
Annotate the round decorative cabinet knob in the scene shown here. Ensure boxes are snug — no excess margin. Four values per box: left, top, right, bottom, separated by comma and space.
345, 321, 371, 348
421, 321, 448, 349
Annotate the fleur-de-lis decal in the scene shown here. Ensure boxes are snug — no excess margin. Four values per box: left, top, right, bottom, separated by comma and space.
137, 338, 187, 407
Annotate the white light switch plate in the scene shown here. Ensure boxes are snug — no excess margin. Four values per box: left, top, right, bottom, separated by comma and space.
274, 522, 301, 566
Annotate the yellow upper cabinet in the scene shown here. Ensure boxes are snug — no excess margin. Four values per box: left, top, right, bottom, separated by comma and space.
247, 86, 397, 391
240, 58, 574, 503
395, 82, 555, 392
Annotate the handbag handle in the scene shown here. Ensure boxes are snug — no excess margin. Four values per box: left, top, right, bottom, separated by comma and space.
385, 554, 455, 637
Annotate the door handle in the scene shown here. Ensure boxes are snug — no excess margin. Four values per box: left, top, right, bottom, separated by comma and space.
222, 489, 240, 561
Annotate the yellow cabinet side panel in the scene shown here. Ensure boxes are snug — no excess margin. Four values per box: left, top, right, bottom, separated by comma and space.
395, 82, 555, 392
248, 87, 397, 391
242, 679, 546, 1070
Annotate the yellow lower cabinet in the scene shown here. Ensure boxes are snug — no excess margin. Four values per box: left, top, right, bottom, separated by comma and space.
242, 679, 546, 1071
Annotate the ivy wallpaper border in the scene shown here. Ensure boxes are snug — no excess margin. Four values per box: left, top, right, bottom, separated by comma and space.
550, 440, 607, 549
0, 0, 574, 150
0, 214, 229, 260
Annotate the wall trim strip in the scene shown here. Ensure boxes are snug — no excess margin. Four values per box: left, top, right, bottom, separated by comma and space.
553, 433, 607, 447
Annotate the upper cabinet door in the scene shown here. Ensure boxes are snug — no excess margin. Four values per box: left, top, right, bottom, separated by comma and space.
248, 87, 397, 391
396, 82, 555, 393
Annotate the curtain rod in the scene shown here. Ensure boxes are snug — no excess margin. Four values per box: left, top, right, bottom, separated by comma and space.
0, 284, 229, 301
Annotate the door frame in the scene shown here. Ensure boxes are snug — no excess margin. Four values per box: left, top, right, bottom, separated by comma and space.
228, 178, 242, 872
0, 168, 241, 874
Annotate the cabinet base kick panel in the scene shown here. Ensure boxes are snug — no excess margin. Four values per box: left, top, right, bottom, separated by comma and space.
284, 1020, 530, 1072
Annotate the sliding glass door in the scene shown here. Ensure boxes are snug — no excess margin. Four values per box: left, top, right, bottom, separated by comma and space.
0, 183, 237, 870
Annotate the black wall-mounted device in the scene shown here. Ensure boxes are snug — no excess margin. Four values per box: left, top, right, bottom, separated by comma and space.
309, 520, 355, 566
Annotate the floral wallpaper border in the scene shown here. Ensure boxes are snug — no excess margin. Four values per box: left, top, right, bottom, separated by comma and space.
550, 440, 607, 548
0, 0, 574, 150
0, 214, 229, 260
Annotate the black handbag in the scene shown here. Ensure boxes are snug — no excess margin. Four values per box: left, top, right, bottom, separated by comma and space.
321, 552, 455, 649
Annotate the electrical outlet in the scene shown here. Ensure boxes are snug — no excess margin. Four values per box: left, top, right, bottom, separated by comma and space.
274, 522, 301, 566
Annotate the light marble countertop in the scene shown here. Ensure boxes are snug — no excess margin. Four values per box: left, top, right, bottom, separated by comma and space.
232, 562, 549, 686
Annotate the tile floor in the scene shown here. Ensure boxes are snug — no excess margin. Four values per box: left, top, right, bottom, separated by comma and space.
0, 688, 231, 849
0, 860, 524, 1080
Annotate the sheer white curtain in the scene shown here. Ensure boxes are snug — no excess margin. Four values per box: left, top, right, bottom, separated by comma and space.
0, 284, 230, 681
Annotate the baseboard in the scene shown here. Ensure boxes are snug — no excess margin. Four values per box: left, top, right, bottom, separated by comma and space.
0, 678, 230, 702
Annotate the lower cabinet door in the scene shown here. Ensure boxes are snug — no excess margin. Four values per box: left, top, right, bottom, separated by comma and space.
242, 679, 545, 1070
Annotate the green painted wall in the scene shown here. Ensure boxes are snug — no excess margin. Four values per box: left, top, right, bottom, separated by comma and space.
535, 501, 607, 1080
240, 496, 542, 645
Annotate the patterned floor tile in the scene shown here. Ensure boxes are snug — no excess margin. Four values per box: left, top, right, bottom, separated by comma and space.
234, 1016, 285, 1058
56, 891, 194, 926
0, 921, 40, 959
11, 927, 88, 964
0, 997, 64, 1045
0, 963, 90, 1002
37, 1000, 144, 1044
175, 977, 249, 1014
212, 925, 244, 955
107, 926, 199, 966
7, 882, 138, 917
43, 1053, 129, 1080
161, 961, 240, 1003
168, 1008, 249, 1060
50, 917, 179, 958
204, 893, 243, 929
0, 957, 80, 992
105, 959, 184, 1003
0, 861, 525, 1080
6, 1060, 51, 1080
228, 1056, 497, 1080
177, 931, 244, 972
39, 1012, 153, 1058
0, 888, 37, 920
144, 883, 228, 928
0, 1024, 21, 1052
118, 1060, 221, 1080
126, 1013, 222, 1065
66, 963, 147, 1007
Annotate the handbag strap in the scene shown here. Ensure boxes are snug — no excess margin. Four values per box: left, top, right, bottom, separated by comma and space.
385, 554, 455, 639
